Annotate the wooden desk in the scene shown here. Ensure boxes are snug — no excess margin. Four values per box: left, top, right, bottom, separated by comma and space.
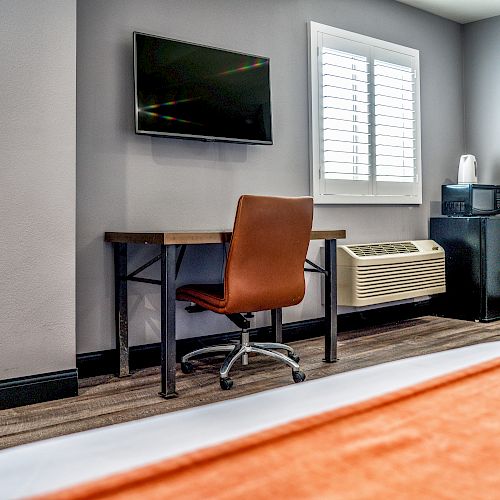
105, 229, 346, 398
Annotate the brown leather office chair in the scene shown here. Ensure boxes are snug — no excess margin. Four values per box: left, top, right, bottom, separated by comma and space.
177, 194, 313, 390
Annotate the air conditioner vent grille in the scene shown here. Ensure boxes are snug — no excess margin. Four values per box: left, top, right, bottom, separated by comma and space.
347, 241, 419, 257
355, 258, 445, 299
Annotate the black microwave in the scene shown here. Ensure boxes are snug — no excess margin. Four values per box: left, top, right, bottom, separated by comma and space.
442, 184, 500, 216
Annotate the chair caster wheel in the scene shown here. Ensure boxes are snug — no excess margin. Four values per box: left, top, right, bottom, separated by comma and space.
181, 361, 194, 374
288, 353, 300, 363
220, 378, 233, 390
292, 371, 306, 383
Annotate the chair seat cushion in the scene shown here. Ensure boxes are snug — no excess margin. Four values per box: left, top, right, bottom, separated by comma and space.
176, 283, 226, 313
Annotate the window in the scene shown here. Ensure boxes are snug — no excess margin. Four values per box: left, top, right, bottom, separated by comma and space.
309, 22, 422, 204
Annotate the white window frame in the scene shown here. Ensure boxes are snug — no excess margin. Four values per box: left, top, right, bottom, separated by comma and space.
308, 22, 422, 205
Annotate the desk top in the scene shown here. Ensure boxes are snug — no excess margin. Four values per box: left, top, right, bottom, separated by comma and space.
105, 230, 346, 245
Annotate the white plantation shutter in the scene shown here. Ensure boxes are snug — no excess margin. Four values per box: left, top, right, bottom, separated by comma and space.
322, 48, 370, 184
374, 60, 415, 183
309, 22, 422, 204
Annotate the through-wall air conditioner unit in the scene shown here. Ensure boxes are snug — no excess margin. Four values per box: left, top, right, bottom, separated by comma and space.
338, 240, 446, 307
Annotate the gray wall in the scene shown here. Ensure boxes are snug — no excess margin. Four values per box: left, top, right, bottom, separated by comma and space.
0, 0, 76, 380
463, 15, 500, 184
77, 0, 465, 354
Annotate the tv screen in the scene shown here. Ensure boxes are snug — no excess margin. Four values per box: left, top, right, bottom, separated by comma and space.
134, 32, 272, 144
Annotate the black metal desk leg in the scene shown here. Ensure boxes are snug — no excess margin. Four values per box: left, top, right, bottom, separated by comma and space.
324, 239, 338, 362
271, 308, 283, 343
160, 244, 178, 398
113, 242, 129, 377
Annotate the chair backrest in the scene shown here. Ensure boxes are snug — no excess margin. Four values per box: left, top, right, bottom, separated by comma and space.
223, 195, 313, 313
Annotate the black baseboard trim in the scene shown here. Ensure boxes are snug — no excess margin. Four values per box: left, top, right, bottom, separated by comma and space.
0, 369, 78, 410
338, 298, 434, 333
77, 300, 433, 379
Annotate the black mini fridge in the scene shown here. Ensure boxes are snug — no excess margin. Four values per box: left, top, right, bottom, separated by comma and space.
430, 216, 500, 322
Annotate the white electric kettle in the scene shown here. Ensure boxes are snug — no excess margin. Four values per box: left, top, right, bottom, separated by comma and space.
458, 154, 478, 184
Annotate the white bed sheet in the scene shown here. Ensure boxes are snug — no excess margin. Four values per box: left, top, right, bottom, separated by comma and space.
1, 341, 500, 499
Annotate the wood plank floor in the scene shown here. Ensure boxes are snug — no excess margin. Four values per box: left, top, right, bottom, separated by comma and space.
1, 316, 499, 450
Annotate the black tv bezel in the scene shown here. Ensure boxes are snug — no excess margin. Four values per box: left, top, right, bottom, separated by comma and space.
133, 32, 273, 145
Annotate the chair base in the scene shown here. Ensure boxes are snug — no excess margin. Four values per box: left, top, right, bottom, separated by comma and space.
180, 329, 305, 389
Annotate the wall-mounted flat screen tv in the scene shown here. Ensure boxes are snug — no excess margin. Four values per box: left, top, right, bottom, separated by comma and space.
134, 32, 272, 144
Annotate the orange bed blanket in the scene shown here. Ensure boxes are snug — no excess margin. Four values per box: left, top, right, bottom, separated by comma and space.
39, 357, 500, 499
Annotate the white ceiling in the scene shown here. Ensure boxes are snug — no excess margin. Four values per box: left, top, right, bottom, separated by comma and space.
395, 0, 500, 24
